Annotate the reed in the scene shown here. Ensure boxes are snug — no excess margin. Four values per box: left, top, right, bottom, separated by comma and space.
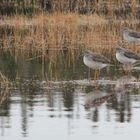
0, 13, 119, 56
0, 0, 139, 17
0, 3, 140, 62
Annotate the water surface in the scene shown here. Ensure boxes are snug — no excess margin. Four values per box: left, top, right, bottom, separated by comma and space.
0, 51, 140, 140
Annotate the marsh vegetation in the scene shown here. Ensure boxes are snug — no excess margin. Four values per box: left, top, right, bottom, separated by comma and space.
1, 1, 140, 140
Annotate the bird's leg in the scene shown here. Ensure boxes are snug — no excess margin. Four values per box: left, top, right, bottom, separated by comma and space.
97, 68, 100, 79
94, 69, 97, 80
128, 64, 132, 75
95, 69, 100, 89
88, 68, 91, 81
124, 64, 132, 75
94, 68, 100, 81
123, 64, 128, 75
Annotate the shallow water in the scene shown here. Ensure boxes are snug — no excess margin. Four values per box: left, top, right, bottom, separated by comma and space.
1, 52, 140, 140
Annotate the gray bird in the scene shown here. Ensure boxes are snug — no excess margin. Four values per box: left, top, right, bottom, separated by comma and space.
123, 27, 140, 43
116, 47, 140, 68
83, 50, 111, 79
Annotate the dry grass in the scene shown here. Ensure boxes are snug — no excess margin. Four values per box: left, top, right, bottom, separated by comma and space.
0, 13, 117, 53
0, 11, 140, 62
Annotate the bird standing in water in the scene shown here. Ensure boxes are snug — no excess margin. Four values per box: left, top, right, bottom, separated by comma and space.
83, 50, 111, 80
116, 47, 140, 73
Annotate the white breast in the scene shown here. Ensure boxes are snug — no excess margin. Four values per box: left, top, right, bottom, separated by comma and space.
83, 56, 107, 69
123, 33, 140, 43
116, 52, 136, 64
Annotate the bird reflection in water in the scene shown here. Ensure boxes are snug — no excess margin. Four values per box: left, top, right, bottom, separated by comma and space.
113, 75, 137, 122
84, 74, 137, 123
84, 90, 115, 109
84, 74, 137, 109
114, 75, 136, 104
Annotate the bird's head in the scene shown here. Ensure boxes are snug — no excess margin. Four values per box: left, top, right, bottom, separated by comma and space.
123, 27, 129, 34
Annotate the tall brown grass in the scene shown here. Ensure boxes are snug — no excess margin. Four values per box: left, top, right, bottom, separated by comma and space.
0, 0, 138, 16
0, 10, 140, 62
0, 13, 118, 54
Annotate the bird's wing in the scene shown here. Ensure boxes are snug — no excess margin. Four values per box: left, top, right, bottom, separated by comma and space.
129, 31, 140, 38
124, 51, 140, 60
91, 53, 111, 64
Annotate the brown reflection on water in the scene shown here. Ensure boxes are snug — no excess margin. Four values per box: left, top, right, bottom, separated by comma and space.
62, 83, 74, 111
84, 75, 138, 123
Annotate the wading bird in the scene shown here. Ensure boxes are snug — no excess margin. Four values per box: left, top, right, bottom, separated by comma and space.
83, 50, 111, 80
123, 27, 140, 44
116, 47, 140, 72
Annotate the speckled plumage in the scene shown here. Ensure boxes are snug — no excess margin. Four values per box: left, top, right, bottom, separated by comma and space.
83, 50, 111, 70
116, 47, 140, 65
123, 27, 140, 43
